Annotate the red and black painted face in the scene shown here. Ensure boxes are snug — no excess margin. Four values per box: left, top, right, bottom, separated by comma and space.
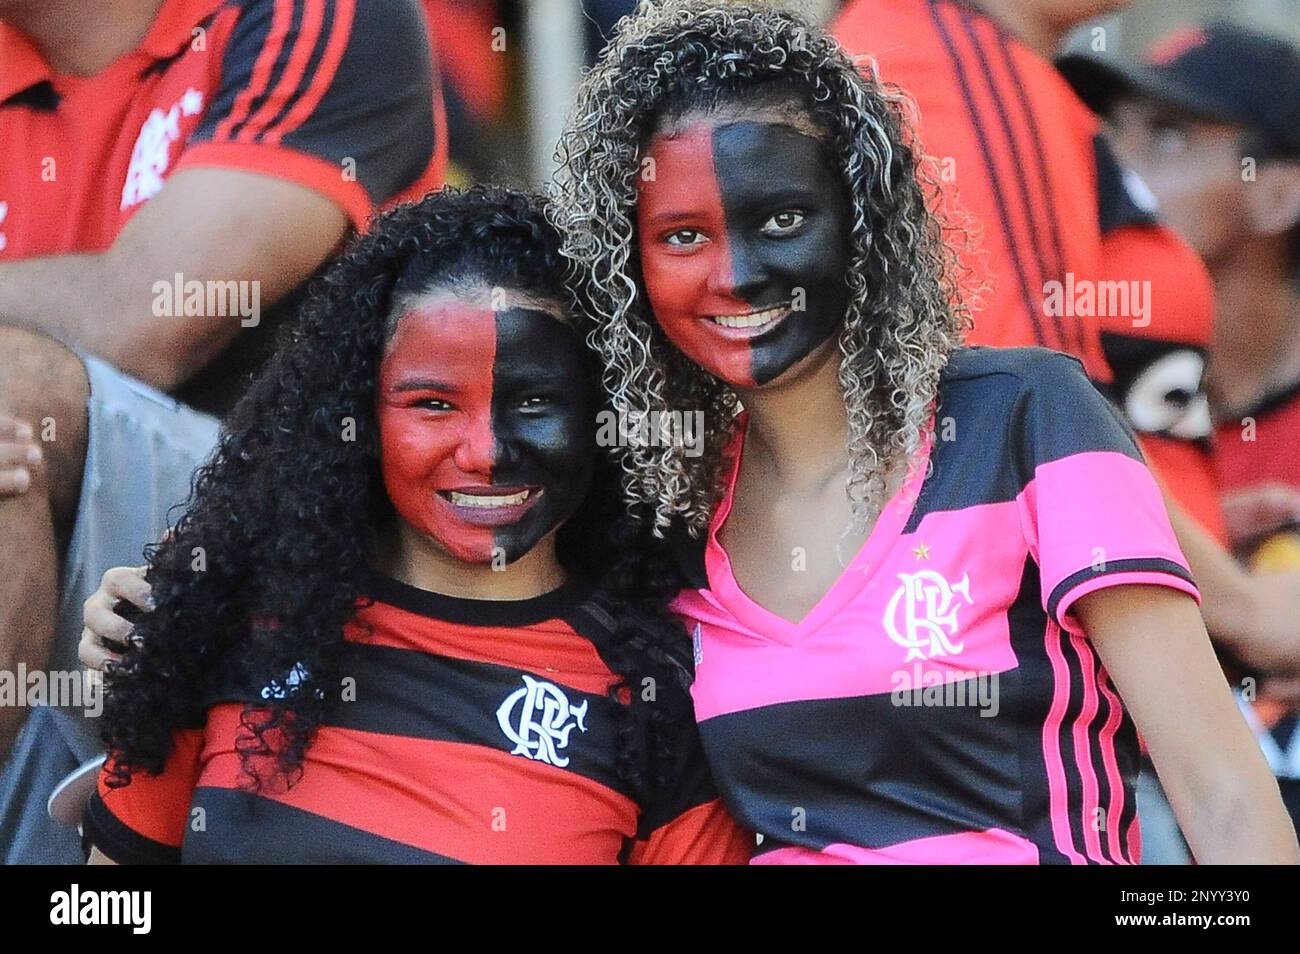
377, 300, 598, 565
636, 119, 851, 388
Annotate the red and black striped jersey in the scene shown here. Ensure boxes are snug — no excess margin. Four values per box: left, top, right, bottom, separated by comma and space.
85, 573, 751, 864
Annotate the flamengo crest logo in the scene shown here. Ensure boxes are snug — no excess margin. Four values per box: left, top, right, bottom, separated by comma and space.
120, 88, 205, 210
497, 674, 588, 767
883, 570, 974, 661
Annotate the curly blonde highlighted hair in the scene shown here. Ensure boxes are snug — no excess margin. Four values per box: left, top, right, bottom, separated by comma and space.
550, 0, 971, 535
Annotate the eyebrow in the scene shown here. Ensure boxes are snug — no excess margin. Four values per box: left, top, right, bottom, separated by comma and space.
643, 186, 822, 227
722, 188, 821, 214
736, 186, 823, 207
641, 208, 710, 228
386, 378, 458, 394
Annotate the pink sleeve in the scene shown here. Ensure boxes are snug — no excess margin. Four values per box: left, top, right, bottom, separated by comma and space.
1018, 451, 1200, 635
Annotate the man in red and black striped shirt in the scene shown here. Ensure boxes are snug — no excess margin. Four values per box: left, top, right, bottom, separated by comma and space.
834, 0, 1126, 383
0, 0, 445, 863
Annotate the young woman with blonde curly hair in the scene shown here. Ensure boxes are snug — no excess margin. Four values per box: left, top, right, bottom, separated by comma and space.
551, 0, 1298, 864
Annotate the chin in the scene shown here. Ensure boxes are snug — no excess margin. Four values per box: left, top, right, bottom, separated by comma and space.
749, 336, 843, 391
439, 542, 499, 565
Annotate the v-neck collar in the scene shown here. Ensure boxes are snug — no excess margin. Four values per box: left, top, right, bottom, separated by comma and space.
703, 414, 935, 643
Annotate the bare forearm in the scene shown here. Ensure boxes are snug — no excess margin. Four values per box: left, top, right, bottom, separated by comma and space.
1169, 767, 1300, 863
0, 254, 108, 344
0, 252, 234, 391
0, 168, 350, 393
1166, 491, 1300, 671
2, 252, 128, 345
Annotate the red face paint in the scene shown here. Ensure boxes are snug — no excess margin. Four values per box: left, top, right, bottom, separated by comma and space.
378, 303, 502, 563
637, 120, 850, 389
377, 302, 597, 566
637, 124, 760, 387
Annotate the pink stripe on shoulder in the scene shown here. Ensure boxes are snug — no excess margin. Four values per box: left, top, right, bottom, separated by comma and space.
1019, 451, 1177, 562
751, 828, 1040, 864
1018, 450, 1196, 631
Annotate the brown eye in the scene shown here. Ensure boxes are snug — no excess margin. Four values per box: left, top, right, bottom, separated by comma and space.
665, 229, 706, 247
762, 210, 805, 236
414, 398, 454, 412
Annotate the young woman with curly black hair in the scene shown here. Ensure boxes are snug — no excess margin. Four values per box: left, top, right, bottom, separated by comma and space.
78, 185, 750, 864
550, 0, 1297, 863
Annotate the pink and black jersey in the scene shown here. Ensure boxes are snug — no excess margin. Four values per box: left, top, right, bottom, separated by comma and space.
672, 347, 1199, 864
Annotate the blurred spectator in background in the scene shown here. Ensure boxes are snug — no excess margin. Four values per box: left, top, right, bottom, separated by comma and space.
422, 0, 639, 186
1062, 16, 1300, 856
834, 0, 1126, 382
0, 0, 445, 863
424, 0, 509, 181
1068, 21, 1300, 544
1085, 146, 1225, 542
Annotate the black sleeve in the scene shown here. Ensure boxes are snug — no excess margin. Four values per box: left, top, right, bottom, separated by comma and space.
188, 0, 436, 209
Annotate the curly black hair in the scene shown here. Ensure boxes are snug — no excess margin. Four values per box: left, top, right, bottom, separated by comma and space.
99, 185, 694, 806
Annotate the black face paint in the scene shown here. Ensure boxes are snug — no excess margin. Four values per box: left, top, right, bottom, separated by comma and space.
638, 119, 853, 387
487, 307, 599, 561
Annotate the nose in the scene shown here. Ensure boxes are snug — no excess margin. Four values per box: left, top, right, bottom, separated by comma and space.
492, 429, 523, 473
708, 236, 767, 302
452, 415, 496, 476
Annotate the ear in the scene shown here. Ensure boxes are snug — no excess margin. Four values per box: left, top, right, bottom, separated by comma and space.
1245, 161, 1300, 237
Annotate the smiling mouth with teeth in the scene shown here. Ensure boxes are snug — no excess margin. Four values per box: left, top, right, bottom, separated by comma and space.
708, 304, 790, 330
443, 488, 535, 509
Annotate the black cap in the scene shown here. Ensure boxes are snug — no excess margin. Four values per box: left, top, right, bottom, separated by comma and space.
1058, 20, 1300, 158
